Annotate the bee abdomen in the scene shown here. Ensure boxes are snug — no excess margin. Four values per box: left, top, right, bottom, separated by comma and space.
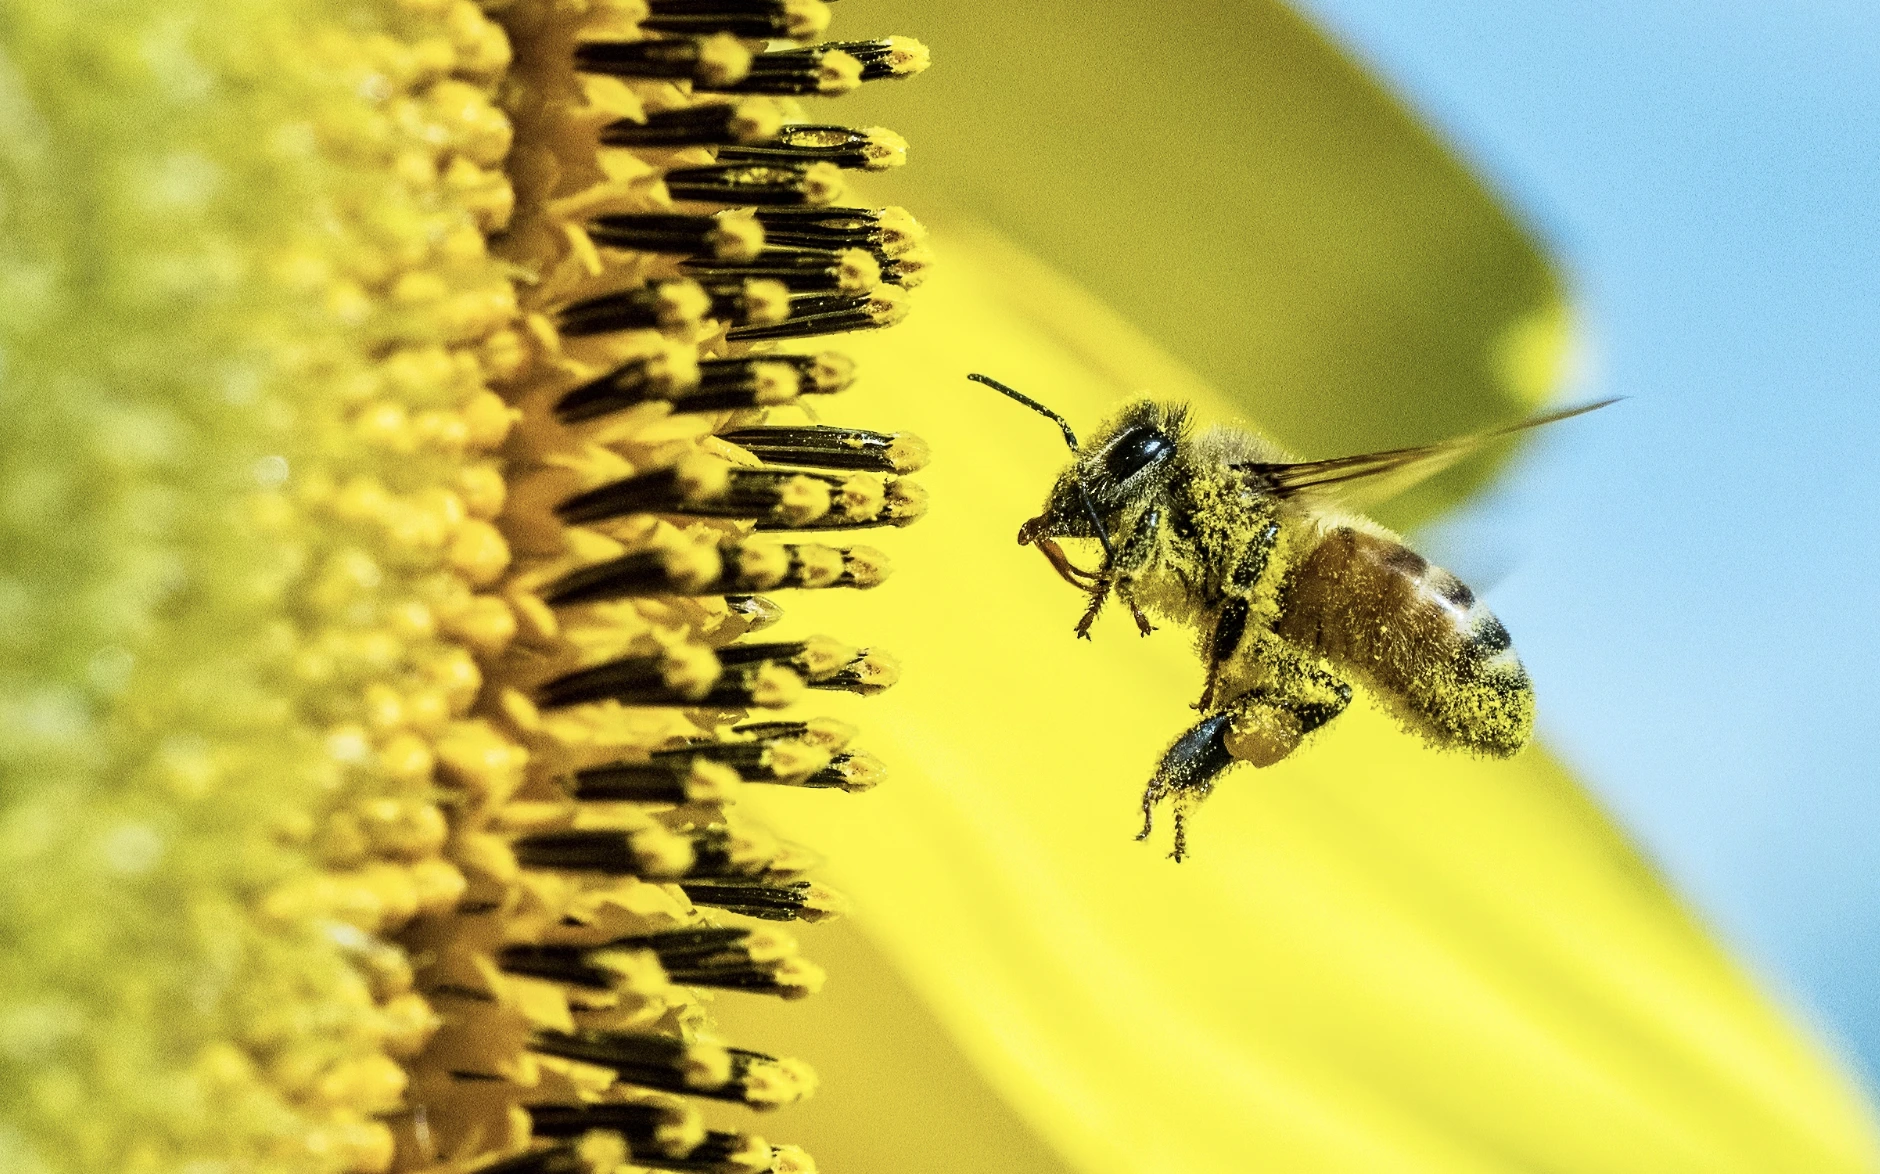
1274, 527, 1532, 756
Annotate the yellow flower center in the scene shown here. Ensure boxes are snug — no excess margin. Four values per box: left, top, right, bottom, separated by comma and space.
0, 1, 927, 1170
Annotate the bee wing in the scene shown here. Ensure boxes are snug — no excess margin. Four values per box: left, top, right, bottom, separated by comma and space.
1233, 398, 1616, 508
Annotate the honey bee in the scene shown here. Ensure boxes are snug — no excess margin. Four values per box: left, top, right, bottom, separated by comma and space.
969, 374, 1610, 861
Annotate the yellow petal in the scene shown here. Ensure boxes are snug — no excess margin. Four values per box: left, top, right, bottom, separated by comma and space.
726, 226, 1880, 1171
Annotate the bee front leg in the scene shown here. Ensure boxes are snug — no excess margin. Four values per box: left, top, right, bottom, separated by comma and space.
1108, 507, 1161, 638
1073, 583, 1109, 639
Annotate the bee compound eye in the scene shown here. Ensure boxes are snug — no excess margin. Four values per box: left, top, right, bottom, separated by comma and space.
1103, 427, 1174, 482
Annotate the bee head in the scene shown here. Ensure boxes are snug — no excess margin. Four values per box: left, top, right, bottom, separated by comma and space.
967, 376, 1184, 559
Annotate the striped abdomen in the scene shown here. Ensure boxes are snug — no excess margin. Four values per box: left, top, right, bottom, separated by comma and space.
1273, 527, 1533, 756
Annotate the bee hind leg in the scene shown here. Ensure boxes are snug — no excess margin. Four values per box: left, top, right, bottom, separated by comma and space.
1214, 668, 1353, 769
1137, 711, 1235, 862
1138, 676, 1353, 861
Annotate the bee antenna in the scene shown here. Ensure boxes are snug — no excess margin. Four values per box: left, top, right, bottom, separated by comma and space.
967, 373, 1117, 563
967, 373, 1082, 453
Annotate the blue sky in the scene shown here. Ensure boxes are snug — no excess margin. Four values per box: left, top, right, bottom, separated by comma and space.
1288, 0, 1880, 1086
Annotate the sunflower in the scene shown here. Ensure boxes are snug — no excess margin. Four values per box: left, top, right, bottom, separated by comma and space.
1, 2, 1874, 1174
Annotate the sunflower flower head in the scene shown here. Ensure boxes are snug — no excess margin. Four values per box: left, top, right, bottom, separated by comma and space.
0, 0, 928, 1170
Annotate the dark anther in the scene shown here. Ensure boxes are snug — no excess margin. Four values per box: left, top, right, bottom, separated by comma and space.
824, 37, 932, 80
586, 212, 762, 259
802, 751, 883, 791
640, 0, 828, 40
530, 1030, 794, 1106
574, 36, 750, 86
679, 879, 818, 921
528, 1107, 779, 1174
556, 461, 919, 531
497, 945, 621, 989
702, 37, 928, 95
544, 551, 709, 605
557, 280, 705, 336
474, 1143, 590, 1174
752, 206, 924, 257
726, 287, 906, 342
665, 163, 841, 207
713, 639, 848, 682
529, 1029, 714, 1091
512, 830, 665, 875
800, 649, 899, 695
555, 465, 814, 527
527, 1102, 684, 1143
552, 356, 693, 423
520, 927, 819, 998
567, 760, 691, 804
725, 351, 856, 393
504, 931, 813, 998
652, 740, 781, 780
598, 102, 779, 148
537, 653, 801, 710
702, 44, 862, 95
679, 826, 771, 880
687, 277, 789, 329
616, 926, 754, 957
732, 717, 855, 751
535, 654, 709, 709
717, 424, 930, 472
683, 247, 880, 294
545, 540, 882, 606
716, 124, 906, 171
555, 465, 693, 524
556, 352, 830, 423
646, 1132, 775, 1174
753, 476, 926, 531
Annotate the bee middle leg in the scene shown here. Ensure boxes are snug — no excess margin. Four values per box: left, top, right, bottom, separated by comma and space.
1097, 506, 1160, 638
1197, 597, 1252, 711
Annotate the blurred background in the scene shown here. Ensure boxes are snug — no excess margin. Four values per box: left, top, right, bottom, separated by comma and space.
1288, 0, 1880, 1087
716, 1, 1880, 1167
822, 0, 1880, 1086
